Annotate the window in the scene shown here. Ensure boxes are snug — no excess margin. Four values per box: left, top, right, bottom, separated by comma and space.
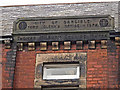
43, 64, 80, 80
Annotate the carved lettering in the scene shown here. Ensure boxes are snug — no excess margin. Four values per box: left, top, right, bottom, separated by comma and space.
43, 25, 60, 29
16, 16, 114, 32
15, 32, 109, 42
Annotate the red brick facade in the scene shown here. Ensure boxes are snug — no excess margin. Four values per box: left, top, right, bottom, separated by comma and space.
1, 1, 120, 89
2, 44, 12, 88
1, 41, 120, 88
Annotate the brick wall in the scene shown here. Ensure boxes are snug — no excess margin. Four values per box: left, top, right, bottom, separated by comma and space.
13, 51, 35, 88
107, 40, 118, 88
118, 46, 120, 87
87, 48, 109, 88
1, 40, 119, 88
0, 43, 2, 89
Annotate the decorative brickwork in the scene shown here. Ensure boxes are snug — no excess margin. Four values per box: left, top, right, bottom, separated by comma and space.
1, 41, 119, 88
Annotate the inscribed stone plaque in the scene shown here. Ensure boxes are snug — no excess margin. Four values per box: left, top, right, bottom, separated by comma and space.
13, 15, 114, 35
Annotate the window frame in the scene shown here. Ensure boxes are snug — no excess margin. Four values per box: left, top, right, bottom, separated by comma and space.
43, 64, 80, 80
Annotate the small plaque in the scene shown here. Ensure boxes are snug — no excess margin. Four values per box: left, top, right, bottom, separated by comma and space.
101, 40, 107, 49
18, 21, 27, 30
52, 42, 59, 50
40, 42, 47, 50
64, 41, 71, 50
76, 41, 83, 50
28, 42, 35, 51
99, 19, 109, 27
88, 40, 96, 49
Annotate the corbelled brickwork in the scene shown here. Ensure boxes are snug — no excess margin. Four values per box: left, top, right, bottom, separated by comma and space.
1, 41, 119, 88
